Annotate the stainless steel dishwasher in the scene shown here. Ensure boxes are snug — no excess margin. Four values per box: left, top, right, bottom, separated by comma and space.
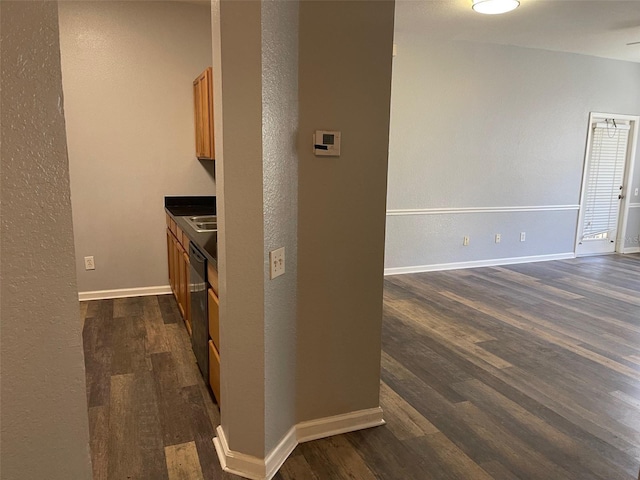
189, 242, 209, 380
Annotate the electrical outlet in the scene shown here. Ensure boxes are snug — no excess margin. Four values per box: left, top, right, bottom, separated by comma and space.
84, 256, 95, 270
520, 232, 526, 242
463, 236, 470, 246
495, 233, 501, 243
269, 247, 285, 279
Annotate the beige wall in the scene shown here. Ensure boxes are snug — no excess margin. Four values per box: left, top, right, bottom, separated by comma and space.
0, 2, 92, 478
214, 0, 268, 458
212, 0, 300, 457
213, 1, 394, 458
212, 0, 393, 464
386, 27, 640, 269
261, 0, 299, 454
58, 1, 216, 295
296, 1, 395, 422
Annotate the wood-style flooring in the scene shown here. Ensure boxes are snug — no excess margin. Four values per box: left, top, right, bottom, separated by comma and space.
82, 254, 640, 479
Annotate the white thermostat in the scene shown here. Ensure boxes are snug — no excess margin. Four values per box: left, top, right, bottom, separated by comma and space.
313, 130, 341, 157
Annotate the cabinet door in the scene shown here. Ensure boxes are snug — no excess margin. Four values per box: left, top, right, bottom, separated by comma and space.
167, 229, 174, 294
175, 240, 181, 306
207, 262, 219, 296
169, 230, 179, 297
208, 287, 220, 351
177, 243, 187, 319
208, 340, 221, 404
193, 67, 214, 160
183, 250, 191, 335
193, 79, 203, 157
201, 68, 214, 159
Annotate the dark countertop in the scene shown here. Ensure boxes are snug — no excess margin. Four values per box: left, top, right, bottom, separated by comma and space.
165, 196, 218, 268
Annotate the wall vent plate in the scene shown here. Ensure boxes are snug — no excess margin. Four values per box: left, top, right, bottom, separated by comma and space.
314, 130, 341, 157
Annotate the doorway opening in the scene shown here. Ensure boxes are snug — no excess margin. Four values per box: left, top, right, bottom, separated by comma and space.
575, 112, 639, 256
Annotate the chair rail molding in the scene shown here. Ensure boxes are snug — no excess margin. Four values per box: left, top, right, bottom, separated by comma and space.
386, 204, 581, 216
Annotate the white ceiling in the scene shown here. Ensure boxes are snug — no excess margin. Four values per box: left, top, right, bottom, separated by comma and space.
395, 0, 640, 63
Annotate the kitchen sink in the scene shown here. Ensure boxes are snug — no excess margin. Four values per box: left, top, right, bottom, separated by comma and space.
185, 215, 217, 233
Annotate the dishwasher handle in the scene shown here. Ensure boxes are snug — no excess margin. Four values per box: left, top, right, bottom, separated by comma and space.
189, 242, 206, 266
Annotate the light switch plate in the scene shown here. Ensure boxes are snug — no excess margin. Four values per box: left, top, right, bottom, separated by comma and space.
269, 247, 285, 279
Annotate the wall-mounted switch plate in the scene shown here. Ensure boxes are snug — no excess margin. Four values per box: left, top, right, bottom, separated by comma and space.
635, 188, 639, 196
269, 247, 285, 279
463, 236, 470, 246
520, 232, 526, 242
495, 233, 501, 243
84, 256, 95, 270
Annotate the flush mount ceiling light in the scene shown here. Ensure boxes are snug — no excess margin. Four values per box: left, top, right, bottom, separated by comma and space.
472, 0, 520, 14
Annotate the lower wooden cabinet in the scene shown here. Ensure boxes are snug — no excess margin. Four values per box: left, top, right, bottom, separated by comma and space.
183, 250, 191, 334
166, 224, 191, 335
207, 287, 219, 351
208, 340, 221, 404
167, 230, 175, 295
207, 262, 218, 295
176, 242, 185, 317
177, 244, 191, 335
166, 212, 220, 405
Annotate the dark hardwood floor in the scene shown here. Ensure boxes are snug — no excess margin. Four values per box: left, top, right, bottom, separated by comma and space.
82, 254, 640, 479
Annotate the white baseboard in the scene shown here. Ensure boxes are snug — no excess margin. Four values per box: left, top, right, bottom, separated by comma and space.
213, 424, 297, 480
214, 407, 385, 480
264, 426, 298, 480
78, 285, 172, 301
384, 252, 576, 276
213, 426, 263, 480
623, 247, 640, 254
296, 406, 385, 443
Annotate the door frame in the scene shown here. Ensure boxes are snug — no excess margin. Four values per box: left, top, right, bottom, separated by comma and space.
575, 112, 639, 256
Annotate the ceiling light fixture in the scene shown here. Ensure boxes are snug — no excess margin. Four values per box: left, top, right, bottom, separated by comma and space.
472, 0, 520, 15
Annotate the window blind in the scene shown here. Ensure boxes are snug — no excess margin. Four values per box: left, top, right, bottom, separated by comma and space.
581, 122, 629, 241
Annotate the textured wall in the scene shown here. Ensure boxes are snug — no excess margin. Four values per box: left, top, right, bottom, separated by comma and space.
626, 207, 640, 249
626, 145, 640, 250
261, 0, 299, 454
213, 0, 393, 460
213, 0, 267, 458
297, 0, 395, 422
0, 2, 92, 478
387, 28, 640, 269
58, 1, 215, 295
213, 0, 300, 458
386, 210, 579, 269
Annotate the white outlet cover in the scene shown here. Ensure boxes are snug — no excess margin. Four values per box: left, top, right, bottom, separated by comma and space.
84, 256, 95, 270
269, 247, 285, 279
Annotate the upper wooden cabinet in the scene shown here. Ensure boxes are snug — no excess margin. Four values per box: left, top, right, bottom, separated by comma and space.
193, 67, 215, 160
